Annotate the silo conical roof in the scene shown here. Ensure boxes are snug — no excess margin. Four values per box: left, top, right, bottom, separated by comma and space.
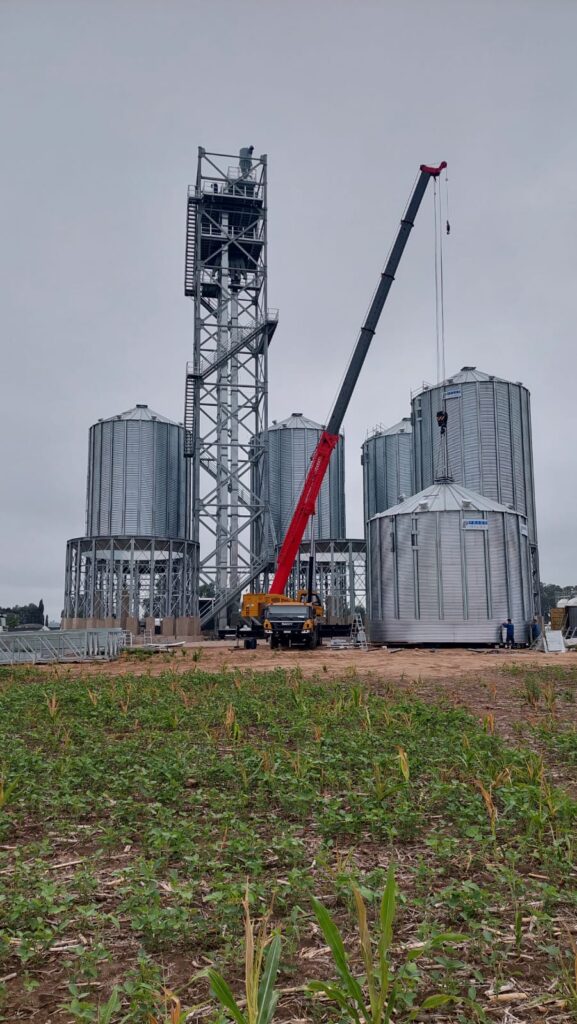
269, 412, 325, 431
366, 417, 412, 439
98, 405, 177, 425
372, 481, 524, 519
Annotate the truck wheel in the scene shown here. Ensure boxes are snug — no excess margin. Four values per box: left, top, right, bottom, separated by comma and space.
270, 636, 278, 650
310, 631, 318, 650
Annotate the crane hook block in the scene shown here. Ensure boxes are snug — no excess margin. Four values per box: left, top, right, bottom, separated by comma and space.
420, 161, 447, 177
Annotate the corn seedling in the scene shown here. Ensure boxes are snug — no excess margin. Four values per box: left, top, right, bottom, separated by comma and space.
543, 681, 557, 713
0, 776, 17, 809
149, 990, 189, 1024
351, 686, 366, 708
225, 704, 236, 734
309, 865, 463, 1023
523, 678, 541, 707
474, 780, 497, 837
397, 747, 410, 783
373, 762, 387, 802
483, 713, 495, 735
208, 887, 281, 1024
118, 686, 132, 715
525, 754, 545, 785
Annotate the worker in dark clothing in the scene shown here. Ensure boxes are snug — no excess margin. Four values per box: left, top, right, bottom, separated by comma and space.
530, 617, 541, 643
239, 145, 254, 176
502, 618, 515, 649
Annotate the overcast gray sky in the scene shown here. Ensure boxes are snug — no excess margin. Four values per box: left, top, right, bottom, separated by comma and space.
1, 0, 576, 618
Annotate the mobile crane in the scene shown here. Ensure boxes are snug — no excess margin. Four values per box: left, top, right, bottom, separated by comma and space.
241, 161, 447, 630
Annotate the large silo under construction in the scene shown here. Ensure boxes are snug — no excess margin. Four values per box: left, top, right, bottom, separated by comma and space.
362, 417, 413, 524
367, 482, 534, 645
63, 406, 198, 636
411, 367, 537, 543
253, 413, 346, 557
85, 405, 189, 539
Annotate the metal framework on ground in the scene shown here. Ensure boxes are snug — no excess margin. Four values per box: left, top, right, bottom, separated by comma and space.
184, 147, 278, 629
0, 629, 126, 665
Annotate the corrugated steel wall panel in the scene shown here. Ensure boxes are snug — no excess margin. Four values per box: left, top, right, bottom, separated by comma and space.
439, 515, 464, 620
154, 422, 169, 537
99, 422, 112, 535
139, 422, 154, 534
110, 422, 125, 534
495, 383, 514, 507
479, 386, 498, 497
416, 513, 439, 619
464, 529, 488, 619
124, 422, 140, 535
396, 516, 414, 620
461, 385, 480, 490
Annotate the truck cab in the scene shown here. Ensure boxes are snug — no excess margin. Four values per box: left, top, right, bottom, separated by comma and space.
263, 602, 322, 649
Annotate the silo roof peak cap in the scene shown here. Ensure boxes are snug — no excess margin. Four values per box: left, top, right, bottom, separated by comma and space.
98, 405, 178, 425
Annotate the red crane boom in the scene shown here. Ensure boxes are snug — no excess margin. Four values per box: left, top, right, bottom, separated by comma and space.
270, 161, 446, 597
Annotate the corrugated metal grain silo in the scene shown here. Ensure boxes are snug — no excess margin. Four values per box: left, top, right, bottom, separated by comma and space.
362, 418, 413, 524
255, 413, 346, 553
411, 367, 538, 544
86, 405, 189, 539
367, 481, 534, 645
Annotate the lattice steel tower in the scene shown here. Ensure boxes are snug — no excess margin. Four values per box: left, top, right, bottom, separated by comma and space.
184, 147, 277, 628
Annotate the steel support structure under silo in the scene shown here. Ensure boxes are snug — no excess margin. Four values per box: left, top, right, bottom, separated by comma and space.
63, 536, 198, 634
184, 148, 278, 629
287, 539, 367, 625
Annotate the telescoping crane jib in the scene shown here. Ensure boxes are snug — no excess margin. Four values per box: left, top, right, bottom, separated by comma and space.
241, 161, 446, 622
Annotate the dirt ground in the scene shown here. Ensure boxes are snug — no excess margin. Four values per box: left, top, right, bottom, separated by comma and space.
61, 640, 574, 684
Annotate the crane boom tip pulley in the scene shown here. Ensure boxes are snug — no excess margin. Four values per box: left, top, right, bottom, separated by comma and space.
420, 161, 447, 176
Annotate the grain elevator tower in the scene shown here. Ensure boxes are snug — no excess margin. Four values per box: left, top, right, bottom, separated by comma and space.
183, 147, 278, 629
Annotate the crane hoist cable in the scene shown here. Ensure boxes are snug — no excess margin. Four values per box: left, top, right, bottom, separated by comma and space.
433, 170, 449, 384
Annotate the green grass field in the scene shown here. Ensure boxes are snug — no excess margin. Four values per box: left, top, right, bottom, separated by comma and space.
1, 663, 577, 1022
